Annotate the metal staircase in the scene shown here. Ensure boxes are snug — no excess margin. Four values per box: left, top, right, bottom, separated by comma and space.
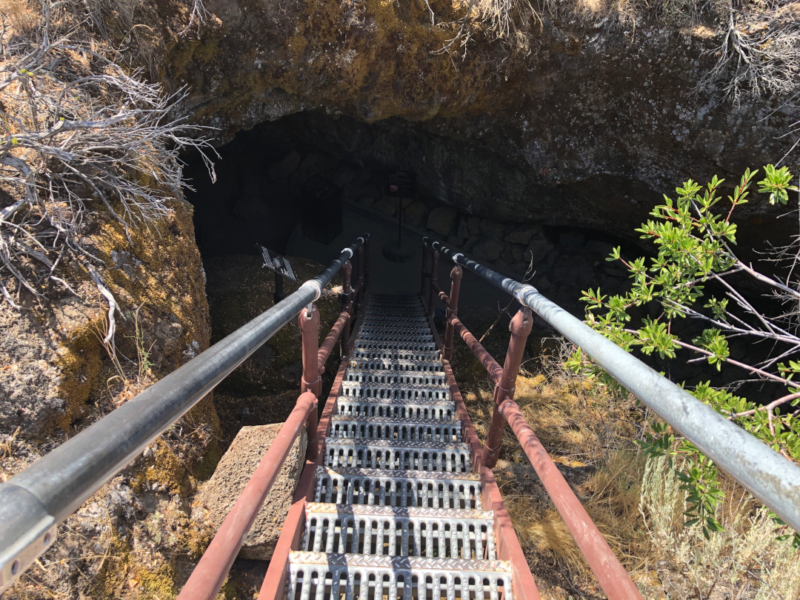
287, 295, 514, 600
7, 233, 795, 600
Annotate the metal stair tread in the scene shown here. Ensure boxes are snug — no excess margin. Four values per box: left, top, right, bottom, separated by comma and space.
348, 360, 444, 373
345, 368, 446, 379
325, 438, 468, 451
315, 466, 480, 482
337, 395, 453, 406
305, 502, 493, 521
330, 415, 460, 426
287, 551, 512, 573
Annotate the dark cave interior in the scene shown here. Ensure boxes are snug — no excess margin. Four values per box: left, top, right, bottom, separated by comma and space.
183, 112, 792, 404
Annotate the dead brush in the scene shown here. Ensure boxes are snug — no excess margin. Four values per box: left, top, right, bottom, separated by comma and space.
0, 0, 217, 314
640, 455, 800, 598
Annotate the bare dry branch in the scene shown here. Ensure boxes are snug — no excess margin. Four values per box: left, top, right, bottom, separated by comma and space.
0, 0, 218, 308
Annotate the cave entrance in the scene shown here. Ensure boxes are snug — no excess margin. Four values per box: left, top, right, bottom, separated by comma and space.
183, 111, 521, 306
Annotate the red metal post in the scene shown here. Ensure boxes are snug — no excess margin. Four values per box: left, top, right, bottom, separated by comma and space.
176, 392, 317, 600
450, 316, 503, 384
441, 347, 540, 600
500, 399, 643, 599
317, 309, 352, 374
428, 248, 439, 319
482, 466, 542, 600
482, 307, 532, 469
443, 266, 462, 362
299, 304, 322, 398
341, 259, 352, 352
259, 360, 351, 600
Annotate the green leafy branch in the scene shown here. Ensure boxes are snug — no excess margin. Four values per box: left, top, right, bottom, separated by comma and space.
574, 165, 800, 539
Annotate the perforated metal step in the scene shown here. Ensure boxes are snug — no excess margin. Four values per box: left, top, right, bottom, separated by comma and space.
324, 438, 471, 472
348, 358, 444, 373
330, 416, 462, 443
336, 397, 455, 420
355, 341, 439, 352
286, 553, 513, 600
289, 294, 512, 600
360, 322, 432, 331
314, 467, 482, 509
344, 370, 447, 387
353, 350, 442, 362
341, 382, 451, 403
303, 504, 496, 559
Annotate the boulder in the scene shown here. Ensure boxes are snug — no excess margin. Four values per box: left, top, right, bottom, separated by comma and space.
551, 255, 597, 290
464, 236, 480, 253
374, 197, 398, 217
427, 207, 458, 237
505, 225, 541, 246
268, 150, 301, 181
468, 217, 481, 236
456, 218, 470, 241
405, 201, 429, 228
586, 239, 615, 257
473, 238, 504, 262
479, 218, 504, 239
193, 424, 307, 560
525, 233, 555, 264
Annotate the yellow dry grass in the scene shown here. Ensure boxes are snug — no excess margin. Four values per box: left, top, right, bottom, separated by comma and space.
452, 333, 800, 598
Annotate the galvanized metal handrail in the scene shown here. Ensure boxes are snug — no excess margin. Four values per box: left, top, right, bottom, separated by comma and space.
422, 245, 641, 599
0, 234, 369, 594
430, 240, 800, 534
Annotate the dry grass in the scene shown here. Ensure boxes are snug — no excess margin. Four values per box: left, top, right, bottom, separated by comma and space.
640, 456, 800, 599
450, 327, 800, 598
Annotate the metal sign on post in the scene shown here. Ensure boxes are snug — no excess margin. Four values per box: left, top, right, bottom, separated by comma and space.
386, 171, 417, 255
387, 171, 416, 198
258, 245, 297, 303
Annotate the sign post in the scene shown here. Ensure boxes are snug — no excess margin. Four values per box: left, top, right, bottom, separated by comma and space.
257, 245, 297, 304
387, 171, 416, 248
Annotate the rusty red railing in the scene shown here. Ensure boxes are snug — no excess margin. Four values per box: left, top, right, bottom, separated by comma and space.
176, 240, 368, 600
420, 238, 643, 600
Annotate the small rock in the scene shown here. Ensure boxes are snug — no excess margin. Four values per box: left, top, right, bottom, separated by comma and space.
511, 244, 524, 263
468, 217, 481, 236
268, 151, 301, 181
427, 207, 458, 237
